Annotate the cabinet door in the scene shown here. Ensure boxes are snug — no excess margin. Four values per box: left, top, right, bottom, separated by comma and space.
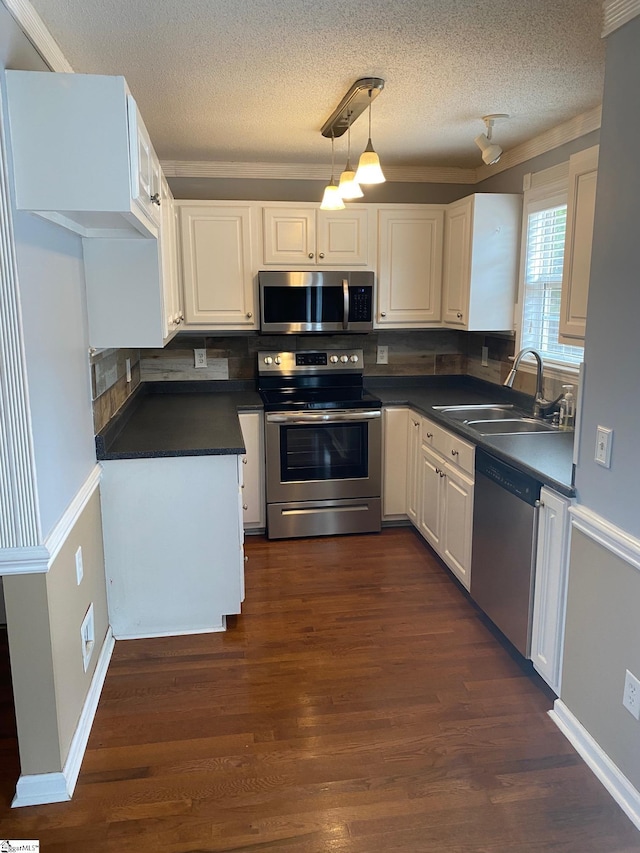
383, 408, 409, 518
559, 145, 599, 344
179, 205, 257, 328
531, 487, 572, 692
316, 209, 369, 265
239, 411, 265, 529
377, 208, 443, 326
127, 96, 162, 230
442, 463, 474, 590
263, 207, 316, 264
406, 414, 422, 527
418, 443, 444, 550
442, 197, 472, 327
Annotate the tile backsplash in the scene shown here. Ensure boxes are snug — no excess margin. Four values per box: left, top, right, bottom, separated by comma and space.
92, 329, 578, 432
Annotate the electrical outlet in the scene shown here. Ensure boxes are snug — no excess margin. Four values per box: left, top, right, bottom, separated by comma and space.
75, 546, 83, 585
80, 603, 95, 672
623, 669, 640, 720
481, 346, 489, 367
376, 345, 388, 365
595, 426, 613, 468
125, 357, 132, 383
194, 348, 207, 369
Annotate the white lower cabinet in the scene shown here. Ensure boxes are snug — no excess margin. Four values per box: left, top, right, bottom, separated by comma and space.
100, 454, 245, 639
530, 486, 573, 693
407, 413, 475, 590
238, 411, 265, 530
382, 407, 409, 519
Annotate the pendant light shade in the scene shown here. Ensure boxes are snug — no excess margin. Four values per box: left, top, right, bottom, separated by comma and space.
320, 132, 345, 210
355, 91, 385, 185
355, 139, 385, 184
338, 118, 363, 199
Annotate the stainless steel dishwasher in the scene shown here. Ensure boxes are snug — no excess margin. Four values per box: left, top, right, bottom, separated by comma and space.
470, 448, 542, 657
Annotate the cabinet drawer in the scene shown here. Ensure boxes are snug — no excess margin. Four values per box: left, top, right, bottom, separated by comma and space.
421, 417, 447, 450
443, 432, 475, 476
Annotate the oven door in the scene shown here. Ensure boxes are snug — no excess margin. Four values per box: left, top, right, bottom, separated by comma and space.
265, 409, 382, 504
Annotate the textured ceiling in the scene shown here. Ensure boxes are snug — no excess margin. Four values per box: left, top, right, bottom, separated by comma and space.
26, 0, 606, 169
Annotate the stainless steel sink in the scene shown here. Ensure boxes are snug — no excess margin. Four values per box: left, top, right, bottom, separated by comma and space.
432, 404, 515, 422
466, 418, 559, 435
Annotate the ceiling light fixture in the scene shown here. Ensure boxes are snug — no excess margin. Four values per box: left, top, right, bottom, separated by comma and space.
320, 78, 385, 205
320, 131, 345, 210
474, 114, 508, 166
338, 114, 363, 199
355, 88, 386, 185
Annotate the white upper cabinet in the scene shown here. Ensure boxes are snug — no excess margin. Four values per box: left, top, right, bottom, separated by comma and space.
262, 205, 371, 267
442, 193, 522, 331
559, 145, 599, 344
376, 207, 444, 327
159, 175, 184, 333
5, 70, 161, 238
178, 202, 259, 329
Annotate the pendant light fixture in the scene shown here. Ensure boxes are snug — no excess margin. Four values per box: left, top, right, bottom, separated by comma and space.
320, 130, 345, 210
355, 89, 385, 185
338, 114, 363, 199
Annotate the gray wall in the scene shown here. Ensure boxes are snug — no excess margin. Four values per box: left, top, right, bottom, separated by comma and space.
573, 20, 640, 538
169, 176, 475, 204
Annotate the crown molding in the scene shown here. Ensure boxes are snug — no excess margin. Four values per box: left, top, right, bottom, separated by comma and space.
602, 0, 640, 36
2, 0, 73, 72
163, 106, 601, 186
160, 160, 477, 184
475, 104, 602, 182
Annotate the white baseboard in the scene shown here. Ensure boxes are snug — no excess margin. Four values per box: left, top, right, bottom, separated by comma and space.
12, 626, 115, 807
112, 619, 226, 640
549, 699, 640, 831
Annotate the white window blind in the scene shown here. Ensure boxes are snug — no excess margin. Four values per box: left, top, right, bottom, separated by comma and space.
521, 203, 583, 366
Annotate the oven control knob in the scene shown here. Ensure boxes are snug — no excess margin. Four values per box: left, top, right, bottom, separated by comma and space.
264, 356, 273, 365
350, 354, 359, 363
274, 356, 282, 365
329, 355, 339, 364
340, 354, 349, 363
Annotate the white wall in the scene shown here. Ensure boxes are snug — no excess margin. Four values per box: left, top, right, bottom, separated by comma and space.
11, 211, 97, 537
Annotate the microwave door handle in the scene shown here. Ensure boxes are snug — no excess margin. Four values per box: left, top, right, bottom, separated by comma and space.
342, 278, 349, 330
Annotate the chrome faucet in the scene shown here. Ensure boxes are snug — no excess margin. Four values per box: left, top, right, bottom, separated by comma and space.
503, 348, 548, 418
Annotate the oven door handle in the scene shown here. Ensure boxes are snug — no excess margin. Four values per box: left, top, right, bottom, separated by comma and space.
266, 410, 381, 424
343, 278, 349, 330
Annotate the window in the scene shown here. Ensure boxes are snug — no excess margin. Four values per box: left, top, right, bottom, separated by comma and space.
518, 187, 583, 368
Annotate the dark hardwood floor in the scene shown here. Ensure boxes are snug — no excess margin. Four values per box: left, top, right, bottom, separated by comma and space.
1, 528, 639, 851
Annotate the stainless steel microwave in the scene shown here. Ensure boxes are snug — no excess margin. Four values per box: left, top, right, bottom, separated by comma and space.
259, 270, 374, 334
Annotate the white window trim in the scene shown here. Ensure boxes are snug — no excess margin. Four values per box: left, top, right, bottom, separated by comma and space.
513, 173, 583, 383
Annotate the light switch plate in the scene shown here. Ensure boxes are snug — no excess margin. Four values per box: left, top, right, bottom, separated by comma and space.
595, 425, 613, 468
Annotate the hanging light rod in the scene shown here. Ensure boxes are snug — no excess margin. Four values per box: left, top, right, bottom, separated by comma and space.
320, 77, 385, 138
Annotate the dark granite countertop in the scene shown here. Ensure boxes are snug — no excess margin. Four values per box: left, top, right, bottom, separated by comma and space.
365, 376, 575, 497
96, 382, 263, 460
96, 375, 575, 496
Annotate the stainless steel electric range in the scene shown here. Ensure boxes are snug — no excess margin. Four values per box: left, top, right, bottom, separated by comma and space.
257, 349, 382, 540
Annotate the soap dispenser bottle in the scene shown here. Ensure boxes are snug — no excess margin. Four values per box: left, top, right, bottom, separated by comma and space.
559, 384, 575, 430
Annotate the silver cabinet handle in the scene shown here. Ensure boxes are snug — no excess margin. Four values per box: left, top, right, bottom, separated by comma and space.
380, 312, 386, 317
242, 457, 247, 464
426, 432, 433, 439
451, 449, 459, 456
246, 312, 253, 318
308, 252, 314, 258
150, 192, 161, 206
319, 252, 325, 259
243, 504, 248, 511
440, 470, 446, 478
244, 555, 249, 562
456, 312, 463, 319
